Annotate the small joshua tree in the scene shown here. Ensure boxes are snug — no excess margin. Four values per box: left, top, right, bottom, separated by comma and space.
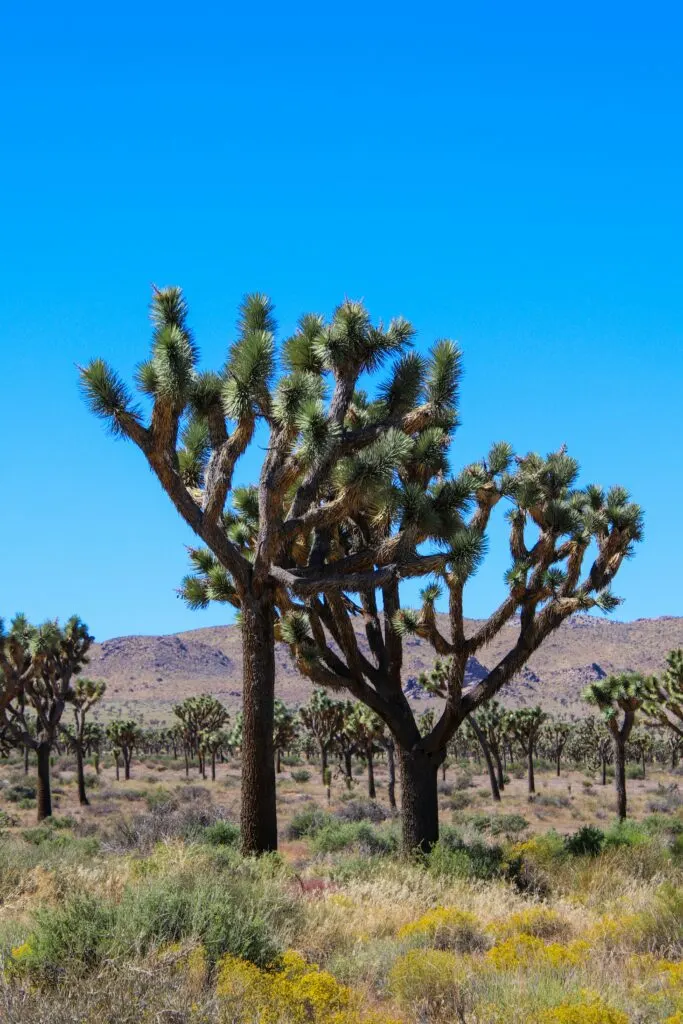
583, 673, 650, 819
174, 695, 229, 777
107, 719, 141, 781
344, 704, 386, 799
299, 690, 345, 783
0, 615, 92, 820
273, 700, 298, 774
541, 716, 574, 777
64, 677, 106, 805
506, 706, 548, 794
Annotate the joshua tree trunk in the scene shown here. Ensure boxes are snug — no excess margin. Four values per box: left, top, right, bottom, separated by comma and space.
239, 593, 278, 855
24, 744, 29, 775
399, 747, 440, 853
614, 736, 627, 820
367, 747, 376, 799
556, 751, 562, 777
527, 747, 535, 794
76, 744, 89, 806
386, 742, 396, 810
36, 741, 52, 821
124, 751, 131, 780
275, 748, 281, 773
211, 750, 216, 781
470, 718, 501, 802
493, 747, 505, 790
344, 751, 353, 782
319, 743, 328, 783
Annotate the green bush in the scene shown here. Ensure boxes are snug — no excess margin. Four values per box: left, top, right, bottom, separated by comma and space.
18, 893, 116, 980
202, 821, 240, 847
286, 805, 330, 839
603, 820, 650, 849
310, 821, 398, 855
290, 769, 311, 783
564, 825, 605, 857
5, 783, 37, 803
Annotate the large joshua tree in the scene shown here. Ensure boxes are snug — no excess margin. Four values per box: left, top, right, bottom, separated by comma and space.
186, 379, 642, 850
80, 288, 454, 852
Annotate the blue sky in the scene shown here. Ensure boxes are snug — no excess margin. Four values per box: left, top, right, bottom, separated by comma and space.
1, 2, 681, 640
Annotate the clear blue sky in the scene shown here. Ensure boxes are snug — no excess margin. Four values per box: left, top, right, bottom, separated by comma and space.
1, 2, 681, 640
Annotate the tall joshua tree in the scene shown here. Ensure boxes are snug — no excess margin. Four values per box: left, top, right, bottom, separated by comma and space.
80, 288, 449, 853
0, 615, 93, 820
269, 448, 642, 851
583, 673, 649, 819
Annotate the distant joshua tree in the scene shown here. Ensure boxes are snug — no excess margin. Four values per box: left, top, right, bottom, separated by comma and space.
583, 673, 650, 819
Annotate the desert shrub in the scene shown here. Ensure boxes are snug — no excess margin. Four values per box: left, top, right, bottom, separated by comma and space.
287, 805, 330, 840
11, 893, 116, 980
311, 821, 398, 856
0, 809, 19, 829
449, 792, 472, 811
648, 783, 683, 814
174, 784, 211, 803
490, 906, 571, 941
335, 799, 387, 824
429, 831, 506, 880
454, 772, 474, 791
145, 787, 178, 812
564, 825, 605, 857
626, 764, 645, 780
538, 999, 629, 1023
485, 933, 589, 969
437, 780, 454, 796
202, 821, 240, 847
536, 793, 572, 809
603, 820, 650, 849
399, 907, 488, 952
388, 948, 473, 1017
18, 797, 37, 809
106, 803, 232, 852
290, 769, 311, 783
5, 783, 36, 802
468, 813, 529, 837
216, 949, 400, 1024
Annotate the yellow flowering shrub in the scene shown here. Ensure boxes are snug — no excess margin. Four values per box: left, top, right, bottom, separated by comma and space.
537, 998, 628, 1023
489, 906, 570, 941
398, 907, 487, 952
486, 934, 590, 970
5, 941, 32, 978
216, 950, 402, 1023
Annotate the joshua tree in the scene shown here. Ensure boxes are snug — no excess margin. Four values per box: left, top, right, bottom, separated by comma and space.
64, 677, 106, 805
474, 699, 507, 790
174, 694, 229, 777
506, 706, 547, 794
627, 727, 653, 780
276, 445, 641, 851
199, 729, 229, 781
541, 716, 574, 777
583, 673, 649, 820
299, 689, 345, 782
0, 615, 92, 820
81, 288, 453, 853
272, 700, 298, 773
643, 650, 683, 739
344, 704, 386, 799
107, 719, 141, 780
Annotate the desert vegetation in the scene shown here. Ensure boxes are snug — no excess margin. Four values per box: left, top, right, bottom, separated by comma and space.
0, 292, 680, 1021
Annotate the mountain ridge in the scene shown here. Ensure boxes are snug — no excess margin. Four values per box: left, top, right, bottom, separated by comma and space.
87, 614, 683, 722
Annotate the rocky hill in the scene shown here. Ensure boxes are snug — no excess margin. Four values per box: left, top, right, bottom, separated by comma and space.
87, 614, 683, 723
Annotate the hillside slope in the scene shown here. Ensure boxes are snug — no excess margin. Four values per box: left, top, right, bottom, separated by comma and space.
88, 614, 683, 722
